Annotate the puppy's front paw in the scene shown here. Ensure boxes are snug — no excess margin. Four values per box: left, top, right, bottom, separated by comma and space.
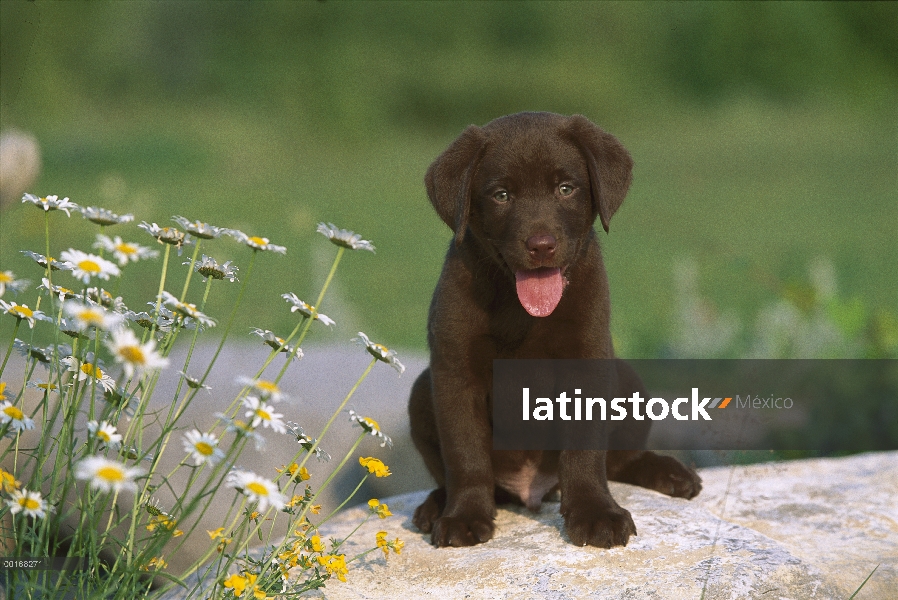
615, 452, 702, 499
413, 488, 447, 534
562, 502, 636, 548
431, 514, 495, 547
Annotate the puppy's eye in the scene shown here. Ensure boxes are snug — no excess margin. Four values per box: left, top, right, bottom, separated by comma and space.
558, 184, 575, 196
493, 191, 509, 203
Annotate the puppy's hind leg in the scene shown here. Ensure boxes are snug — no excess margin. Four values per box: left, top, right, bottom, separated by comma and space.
408, 368, 448, 532
605, 360, 702, 499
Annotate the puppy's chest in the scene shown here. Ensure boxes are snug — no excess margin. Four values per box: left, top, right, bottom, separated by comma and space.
494, 462, 559, 511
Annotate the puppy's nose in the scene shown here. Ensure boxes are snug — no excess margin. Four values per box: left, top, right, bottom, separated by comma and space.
526, 235, 556, 262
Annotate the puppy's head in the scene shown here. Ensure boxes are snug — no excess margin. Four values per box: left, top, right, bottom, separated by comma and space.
425, 112, 633, 317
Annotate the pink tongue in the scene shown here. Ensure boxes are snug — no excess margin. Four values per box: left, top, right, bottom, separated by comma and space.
515, 268, 563, 317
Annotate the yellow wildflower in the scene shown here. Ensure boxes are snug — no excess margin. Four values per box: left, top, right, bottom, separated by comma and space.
223, 573, 248, 597
359, 456, 391, 478
278, 462, 311, 483
141, 556, 167, 571
376, 531, 389, 557
316, 553, 348, 582
0, 467, 19, 493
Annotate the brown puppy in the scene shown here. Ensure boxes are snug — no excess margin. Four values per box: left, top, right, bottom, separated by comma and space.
408, 112, 701, 548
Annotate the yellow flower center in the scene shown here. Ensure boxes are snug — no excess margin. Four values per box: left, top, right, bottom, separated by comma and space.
256, 381, 278, 393
79, 309, 104, 326
97, 430, 111, 442
80, 363, 104, 379
3, 405, 25, 420
116, 243, 138, 255
37, 383, 57, 390
246, 481, 269, 496
21, 497, 40, 511
248, 236, 268, 246
364, 417, 380, 431
78, 259, 102, 274
195, 441, 214, 456
96, 465, 125, 482
10, 305, 33, 318
120, 345, 146, 364
0, 273, 11, 283
255, 408, 272, 421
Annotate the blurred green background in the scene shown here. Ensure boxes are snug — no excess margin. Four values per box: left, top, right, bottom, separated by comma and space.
1, 0, 896, 357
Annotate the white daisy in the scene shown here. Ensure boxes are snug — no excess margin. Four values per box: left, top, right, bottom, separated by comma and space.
188, 255, 238, 282
281, 293, 335, 326
0, 271, 29, 298
62, 356, 116, 393
138, 222, 191, 250
217, 413, 266, 451
158, 291, 216, 328
58, 318, 90, 340
93, 234, 158, 266
286, 422, 330, 461
227, 470, 287, 512
249, 328, 303, 358
15, 340, 71, 365
38, 277, 77, 301
352, 332, 405, 374
182, 429, 225, 466
26, 381, 62, 394
22, 193, 78, 216
20, 251, 71, 272
87, 420, 123, 449
316, 222, 375, 252
79, 206, 134, 226
106, 328, 169, 377
75, 456, 143, 493
243, 396, 286, 434
0, 300, 51, 329
236, 377, 286, 402
85, 287, 126, 311
171, 216, 225, 240
63, 300, 124, 331
227, 230, 286, 254
178, 371, 211, 392
0, 400, 35, 433
349, 410, 393, 448
6, 488, 50, 519
124, 310, 174, 334
59, 249, 120, 284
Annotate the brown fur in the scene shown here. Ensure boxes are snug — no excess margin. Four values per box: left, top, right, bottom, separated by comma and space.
408, 112, 701, 548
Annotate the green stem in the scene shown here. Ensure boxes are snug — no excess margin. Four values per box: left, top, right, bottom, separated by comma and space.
197, 251, 256, 386
147, 244, 173, 343
315, 245, 345, 310
0, 320, 20, 378
297, 433, 365, 525
294, 357, 377, 476
179, 239, 203, 302
321, 474, 369, 525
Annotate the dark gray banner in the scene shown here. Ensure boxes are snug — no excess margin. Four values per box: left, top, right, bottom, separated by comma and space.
492, 359, 898, 451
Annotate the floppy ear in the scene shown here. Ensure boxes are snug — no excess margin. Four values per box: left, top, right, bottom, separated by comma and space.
565, 115, 633, 233
425, 125, 487, 246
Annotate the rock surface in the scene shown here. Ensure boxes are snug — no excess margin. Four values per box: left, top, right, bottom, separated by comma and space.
297, 452, 896, 600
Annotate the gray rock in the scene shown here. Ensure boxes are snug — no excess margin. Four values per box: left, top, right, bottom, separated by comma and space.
292, 452, 895, 600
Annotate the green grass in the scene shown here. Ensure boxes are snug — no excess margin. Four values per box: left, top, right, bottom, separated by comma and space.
1, 101, 895, 356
